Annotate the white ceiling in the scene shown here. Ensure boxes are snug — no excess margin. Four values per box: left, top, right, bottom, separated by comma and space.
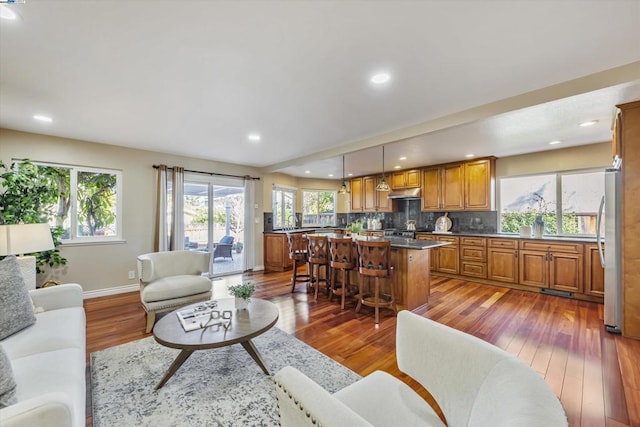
1, 1, 639, 179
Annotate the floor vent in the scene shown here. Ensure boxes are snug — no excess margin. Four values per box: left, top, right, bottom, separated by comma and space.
540, 288, 574, 299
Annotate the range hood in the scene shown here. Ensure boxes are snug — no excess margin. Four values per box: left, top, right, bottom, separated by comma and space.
387, 188, 422, 199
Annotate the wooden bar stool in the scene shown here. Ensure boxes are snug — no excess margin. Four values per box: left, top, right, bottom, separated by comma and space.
356, 239, 397, 324
307, 235, 331, 302
287, 233, 310, 293
328, 237, 357, 309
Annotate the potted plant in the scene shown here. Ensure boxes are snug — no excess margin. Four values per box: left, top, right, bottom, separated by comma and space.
233, 241, 243, 254
228, 281, 255, 310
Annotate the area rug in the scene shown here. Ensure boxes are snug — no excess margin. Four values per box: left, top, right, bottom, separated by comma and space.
91, 327, 361, 426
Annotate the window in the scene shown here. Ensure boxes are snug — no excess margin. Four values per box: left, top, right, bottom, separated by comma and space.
302, 190, 336, 227
272, 186, 296, 229
499, 169, 604, 236
35, 162, 122, 242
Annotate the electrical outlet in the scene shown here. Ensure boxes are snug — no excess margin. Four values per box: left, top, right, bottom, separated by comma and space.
128, 270, 135, 280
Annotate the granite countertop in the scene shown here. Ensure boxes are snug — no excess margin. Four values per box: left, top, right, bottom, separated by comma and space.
265, 227, 342, 234
414, 231, 598, 243
309, 232, 450, 250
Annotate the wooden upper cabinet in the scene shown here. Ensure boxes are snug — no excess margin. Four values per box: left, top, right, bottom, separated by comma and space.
422, 167, 441, 211
392, 169, 421, 189
441, 163, 464, 210
363, 176, 377, 212
376, 176, 392, 212
612, 111, 621, 159
464, 158, 495, 210
350, 177, 363, 212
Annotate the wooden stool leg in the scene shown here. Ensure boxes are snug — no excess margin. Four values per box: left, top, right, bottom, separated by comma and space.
355, 274, 363, 313
314, 264, 320, 302
374, 277, 380, 324
291, 259, 297, 293
341, 269, 347, 310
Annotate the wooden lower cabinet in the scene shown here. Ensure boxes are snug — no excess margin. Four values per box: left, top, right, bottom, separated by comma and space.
264, 233, 293, 272
417, 235, 459, 274
584, 243, 605, 298
518, 241, 583, 293
487, 239, 518, 284
460, 237, 487, 279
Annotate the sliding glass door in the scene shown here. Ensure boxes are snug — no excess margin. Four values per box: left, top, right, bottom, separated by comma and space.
183, 174, 245, 277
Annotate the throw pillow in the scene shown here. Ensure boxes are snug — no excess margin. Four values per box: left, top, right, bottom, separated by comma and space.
0, 344, 17, 408
0, 256, 37, 340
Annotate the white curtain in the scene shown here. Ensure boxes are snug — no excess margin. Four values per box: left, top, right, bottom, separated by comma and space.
154, 165, 169, 252
169, 167, 185, 251
243, 177, 255, 271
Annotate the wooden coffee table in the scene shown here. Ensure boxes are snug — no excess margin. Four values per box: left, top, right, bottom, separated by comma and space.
153, 298, 279, 389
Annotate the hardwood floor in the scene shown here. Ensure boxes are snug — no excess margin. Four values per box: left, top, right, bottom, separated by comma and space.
84, 271, 640, 427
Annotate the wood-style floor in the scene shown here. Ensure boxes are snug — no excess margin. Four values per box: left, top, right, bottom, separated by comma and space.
84, 271, 640, 427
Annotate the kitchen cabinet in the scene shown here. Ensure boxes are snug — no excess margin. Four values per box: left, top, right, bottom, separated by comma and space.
421, 158, 495, 212
391, 169, 420, 189
584, 243, 605, 298
353, 175, 392, 213
464, 159, 495, 210
487, 239, 519, 284
264, 233, 293, 272
519, 241, 583, 293
421, 163, 463, 211
417, 235, 459, 274
617, 100, 640, 339
460, 236, 487, 279
349, 177, 363, 212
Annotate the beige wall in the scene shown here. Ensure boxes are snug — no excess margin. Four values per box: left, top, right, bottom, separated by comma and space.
0, 129, 264, 293
496, 142, 611, 177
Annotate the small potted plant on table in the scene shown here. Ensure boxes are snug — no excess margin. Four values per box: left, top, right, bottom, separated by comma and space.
228, 281, 255, 310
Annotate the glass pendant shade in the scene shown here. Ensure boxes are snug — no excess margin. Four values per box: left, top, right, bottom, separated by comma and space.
375, 146, 390, 191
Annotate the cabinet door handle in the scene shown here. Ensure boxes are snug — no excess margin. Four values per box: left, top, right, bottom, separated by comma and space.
514, 251, 518, 258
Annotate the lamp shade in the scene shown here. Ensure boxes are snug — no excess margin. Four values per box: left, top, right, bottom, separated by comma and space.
0, 223, 55, 256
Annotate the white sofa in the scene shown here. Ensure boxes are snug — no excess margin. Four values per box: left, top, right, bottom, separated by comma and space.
0, 284, 86, 427
275, 310, 568, 427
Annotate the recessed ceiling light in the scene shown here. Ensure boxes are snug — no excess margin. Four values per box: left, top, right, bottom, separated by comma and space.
394, 165, 401, 169
370, 72, 391, 84
328, 174, 334, 177
0, 5, 17, 20
549, 140, 562, 145
304, 170, 311, 174
33, 115, 53, 123
464, 153, 475, 158
347, 173, 353, 177
247, 133, 261, 141
399, 156, 407, 161
579, 120, 598, 127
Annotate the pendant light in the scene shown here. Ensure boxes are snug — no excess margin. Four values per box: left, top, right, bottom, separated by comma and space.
338, 155, 349, 194
375, 146, 390, 191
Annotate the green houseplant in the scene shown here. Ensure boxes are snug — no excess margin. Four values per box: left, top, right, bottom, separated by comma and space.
232, 241, 243, 253
228, 281, 255, 309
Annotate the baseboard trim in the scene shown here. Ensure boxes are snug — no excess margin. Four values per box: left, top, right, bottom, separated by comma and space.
83, 284, 139, 299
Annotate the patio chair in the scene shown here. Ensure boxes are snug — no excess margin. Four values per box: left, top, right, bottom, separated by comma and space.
213, 235, 234, 260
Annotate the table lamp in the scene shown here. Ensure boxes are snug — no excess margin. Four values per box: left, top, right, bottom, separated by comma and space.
0, 223, 55, 290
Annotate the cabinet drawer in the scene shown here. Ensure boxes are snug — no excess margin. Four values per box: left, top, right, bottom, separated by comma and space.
460, 237, 486, 246
461, 246, 486, 262
437, 236, 459, 244
460, 261, 487, 279
489, 238, 518, 249
519, 241, 583, 254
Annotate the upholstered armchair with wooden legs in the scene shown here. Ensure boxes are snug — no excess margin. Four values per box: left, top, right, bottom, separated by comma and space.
275, 311, 568, 427
137, 250, 212, 332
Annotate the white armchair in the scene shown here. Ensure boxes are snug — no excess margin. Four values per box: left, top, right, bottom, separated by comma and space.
275, 310, 567, 427
137, 250, 212, 333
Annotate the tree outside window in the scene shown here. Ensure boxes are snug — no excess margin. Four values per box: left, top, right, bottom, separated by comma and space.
499, 169, 604, 236
302, 190, 336, 226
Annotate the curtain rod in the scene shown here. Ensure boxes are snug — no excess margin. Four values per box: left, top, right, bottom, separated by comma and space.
153, 165, 260, 180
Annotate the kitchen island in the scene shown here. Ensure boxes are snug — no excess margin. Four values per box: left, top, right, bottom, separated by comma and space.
309, 233, 450, 311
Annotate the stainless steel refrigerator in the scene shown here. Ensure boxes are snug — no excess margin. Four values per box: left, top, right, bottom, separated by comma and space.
597, 160, 622, 334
